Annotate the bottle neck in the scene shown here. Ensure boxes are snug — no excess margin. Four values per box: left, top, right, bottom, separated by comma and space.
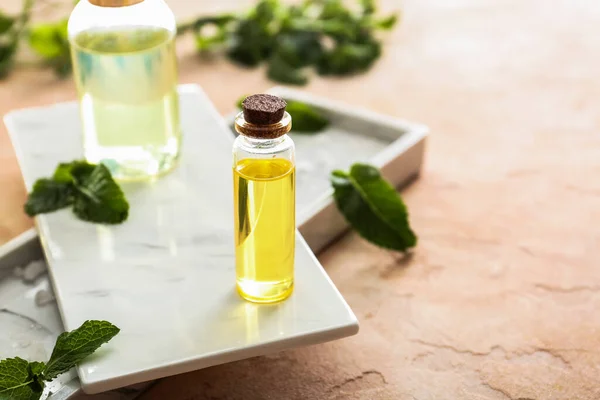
234, 111, 292, 140
240, 135, 286, 149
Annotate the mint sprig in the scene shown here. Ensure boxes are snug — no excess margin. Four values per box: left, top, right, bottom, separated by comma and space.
25, 161, 129, 225
0, 321, 119, 400
331, 163, 417, 252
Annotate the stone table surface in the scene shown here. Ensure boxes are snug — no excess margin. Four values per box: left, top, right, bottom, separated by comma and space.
1, 0, 599, 399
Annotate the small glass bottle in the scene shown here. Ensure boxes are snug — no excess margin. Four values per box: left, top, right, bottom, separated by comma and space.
68, 0, 181, 181
233, 94, 296, 303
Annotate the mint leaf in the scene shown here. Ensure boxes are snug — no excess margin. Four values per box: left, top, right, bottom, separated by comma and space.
71, 164, 129, 224
53, 160, 95, 183
0, 358, 43, 400
28, 19, 72, 77
267, 53, 308, 86
285, 100, 329, 133
373, 14, 398, 30
25, 161, 129, 224
43, 320, 120, 380
26, 362, 44, 378
0, 12, 15, 35
24, 179, 73, 216
331, 163, 417, 251
28, 20, 69, 59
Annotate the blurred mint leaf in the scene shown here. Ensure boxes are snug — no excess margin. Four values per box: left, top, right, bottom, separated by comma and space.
0, 44, 17, 79
0, 12, 15, 34
26, 362, 45, 378
318, 41, 381, 75
285, 100, 329, 132
0, 357, 43, 400
227, 0, 279, 66
71, 163, 129, 224
190, 15, 235, 51
28, 20, 68, 58
24, 179, 73, 216
43, 321, 120, 380
274, 32, 323, 69
267, 52, 308, 85
52, 160, 95, 183
28, 19, 71, 77
373, 14, 399, 30
331, 164, 417, 251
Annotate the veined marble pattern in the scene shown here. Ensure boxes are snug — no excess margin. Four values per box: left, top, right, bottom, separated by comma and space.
0, 259, 150, 399
4, 85, 359, 394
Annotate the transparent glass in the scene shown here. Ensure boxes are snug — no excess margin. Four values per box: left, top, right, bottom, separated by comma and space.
233, 113, 296, 303
68, 0, 181, 181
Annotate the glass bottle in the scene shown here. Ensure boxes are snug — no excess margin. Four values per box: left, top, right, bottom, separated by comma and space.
68, 0, 181, 181
233, 95, 296, 303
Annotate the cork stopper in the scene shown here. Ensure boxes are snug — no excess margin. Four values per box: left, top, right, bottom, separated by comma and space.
242, 94, 287, 125
235, 94, 292, 139
89, 0, 144, 7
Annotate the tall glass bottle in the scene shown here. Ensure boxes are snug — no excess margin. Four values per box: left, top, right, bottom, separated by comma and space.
233, 94, 296, 303
68, 0, 181, 180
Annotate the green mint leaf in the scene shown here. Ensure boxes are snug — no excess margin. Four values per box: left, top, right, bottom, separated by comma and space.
191, 16, 234, 51
71, 164, 129, 224
28, 19, 72, 77
318, 41, 381, 76
28, 20, 69, 59
0, 358, 43, 400
373, 14, 399, 30
285, 100, 329, 133
24, 179, 73, 217
0, 12, 15, 35
52, 160, 95, 183
0, 43, 17, 79
273, 32, 322, 69
43, 320, 120, 380
360, 0, 376, 15
267, 53, 308, 85
331, 163, 417, 252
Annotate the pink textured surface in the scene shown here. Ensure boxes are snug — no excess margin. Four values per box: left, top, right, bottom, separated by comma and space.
1, 0, 599, 398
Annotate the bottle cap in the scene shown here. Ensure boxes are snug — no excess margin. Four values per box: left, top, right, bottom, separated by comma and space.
235, 94, 292, 139
89, 0, 144, 7
242, 94, 287, 125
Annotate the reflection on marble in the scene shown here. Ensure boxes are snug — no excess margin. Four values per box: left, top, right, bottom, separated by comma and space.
4, 85, 358, 394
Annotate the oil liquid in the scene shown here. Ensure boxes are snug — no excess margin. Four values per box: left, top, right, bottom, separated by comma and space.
234, 158, 295, 303
71, 27, 180, 180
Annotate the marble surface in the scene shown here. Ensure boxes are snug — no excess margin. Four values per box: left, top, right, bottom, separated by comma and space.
0, 258, 149, 399
4, 85, 358, 394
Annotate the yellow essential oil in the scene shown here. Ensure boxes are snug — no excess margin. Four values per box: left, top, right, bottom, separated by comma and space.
71, 27, 180, 180
234, 158, 296, 303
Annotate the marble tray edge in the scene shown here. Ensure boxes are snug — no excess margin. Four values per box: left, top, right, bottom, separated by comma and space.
226, 86, 429, 253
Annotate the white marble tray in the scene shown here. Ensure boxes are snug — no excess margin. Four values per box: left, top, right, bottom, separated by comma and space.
3, 84, 359, 394
227, 87, 428, 253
